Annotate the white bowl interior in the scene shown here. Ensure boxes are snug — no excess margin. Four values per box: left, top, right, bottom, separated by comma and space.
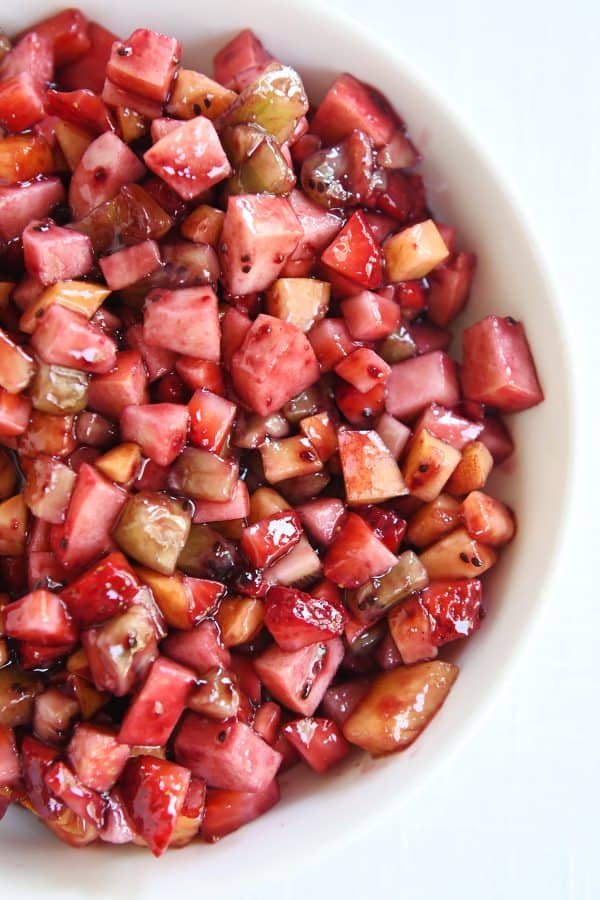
2, 1, 573, 895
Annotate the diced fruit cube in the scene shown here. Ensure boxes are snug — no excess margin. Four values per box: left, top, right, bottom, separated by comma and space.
253, 638, 344, 716
4, 590, 76, 646
23, 456, 76, 524
406, 493, 462, 548
265, 278, 330, 333
260, 435, 323, 484
99, 240, 161, 290
388, 596, 438, 664
144, 117, 231, 200
220, 195, 302, 295
187, 666, 240, 721
167, 68, 236, 120
202, 780, 280, 842
264, 535, 322, 586
241, 511, 303, 569
216, 597, 265, 647
118, 657, 195, 746
335, 347, 391, 393
169, 447, 238, 502
20, 279, 110, 333
213, 29, 274, 90
113, 492, 191, 575
19, 8, 91, 67
385, 351, 460, 422
46, 88, 115, 135
412, 402, 483, 450
0, 329, 35, 394
375, 412, 411, 459
120, 755, 191, 857
87, 350, 148, 420
346, 550, 429, 626
162, 620, 231, 674
101, 78, 163, 120
321, 212, 383, 290
283, 718, 350, 772
461, 315, 543, 412
461, 490, 515, 546
384, 220, 449, 282
0, 725, 20, 786
107, 29, 181, 103
428, 252, 477, 327
402, 428, 462, 502
0, 177, 64, 241
82, 605, 158, 696
60, 551, 140, 627
340, 290, 400, 341
419, 527, 498, 579
68, 723, 130, 792
44, 761, 106, 828
188, 390, 236, 452
419, 578, 483, 646
445, 440, 493, 496
323, 512, 397, 589
0, 32, 53, 83
143, 286, 220, 361
192, 480, 250, 524
321, 679, 371, 728
310, 73, 397, 147
217, 63, 308, 143
58, 21, 117, 94
95, 442, 141, 484
50, 463, 126, 571
288, 189, 343, 263
69, 131, 145, 220
174, 713, 282, 792
135, 568, 224, 630
31, 304, 117, 375
20, 734, 62, 819
18, 411, 75, 458
264, 585, 347, 650
30, 362, 89, 415
338, 429, 407, 504
22, 220, 93, 286
478, 414, 514, 464
120, 403, 189, 467
343, 661, 458, 754
0, 73, 46, 132
296, 499, 345, 546
176, 358, 224, 394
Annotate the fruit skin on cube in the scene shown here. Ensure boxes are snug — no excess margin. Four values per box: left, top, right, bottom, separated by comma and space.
253, 638, 344, 716
49, 463, 126, 572
323, 512, 398, 589
22, 220, 93, 286
461, 315, 544, 412
231, 314, 320, 416
120, 403, 189, 467
107, 29, 181, 103
412, 402, 483, 451
69, 131, 146, 221
119, 755, 191, 857
202, 780, 280, 842
338, 429, 408, 504
283, 717, 351, 773
118, 656, 196, 747
343, 660, 458, 755
219, 195, 302, 296
310, 73, 398, 147
174, 713, 282, 792
385, 351, 460, 422
143, 286, 221, 361
0, 178, 65, 241
321, 211, 383, 291
144, 117, 231, 200
192, 480, 250, 524
461, 490, 515, 546
68, 724, 130, 793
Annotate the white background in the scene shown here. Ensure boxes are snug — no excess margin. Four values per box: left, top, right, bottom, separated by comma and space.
261, 1, 599, 898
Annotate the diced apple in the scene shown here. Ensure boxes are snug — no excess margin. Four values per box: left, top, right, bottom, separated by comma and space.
216, 597, 265, 647
388, 597, 438, 664
4, 589, 76, 646
87, 350, 148, 420
118, 656, 195, 746
0, 329, 36, 394
82, 605, 158, 696
145, 116, 231, 200
265, 278, 330, 333
375, 412, 411, 459
402, 428, 461, 502
68, 723, 130, 792
445, 440, 494, 496
461, 490, 516, 546
0, 177, 64, 241
310, 73, 397, 147
412, 402, 483, 450
162, 620, 231, 674
283, 717, 350, 773
323, 512, 397, 589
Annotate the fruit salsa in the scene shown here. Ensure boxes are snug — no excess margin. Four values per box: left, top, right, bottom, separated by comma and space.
0, 10, 543, 855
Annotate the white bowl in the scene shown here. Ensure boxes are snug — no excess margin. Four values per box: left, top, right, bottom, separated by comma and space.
2, 1, 574, 895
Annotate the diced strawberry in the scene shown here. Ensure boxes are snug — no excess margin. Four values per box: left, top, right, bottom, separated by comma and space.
174, 713, 282, 793
358, 506, 407, 553
253, 638, 344, 716
427, 252, 476, 327
46, 88, 115, 134
68, 724, 130, 792
59, 551, 140, 626
19, 9, 91, 67
107, 29, 181, 103
192, 480, 250, 524
335, 347, 391, 393
296, 498, 346, 545
50, 463, 126, 571
120, 403, 189, 467
220, 195, 302, 295
311, 73, 397, 147
120, 755, 191, 856
419, 579, 483, 646
231, 314, 319, 416
0, 32, 53, 83
461, 315, 543, 412
213, 29, 274, 90
0, 329, 35, 394
22, 220, 93, 285
99, 240, 161, 291
0, 725, 20, 786
241, 512, 303, 569
321, 679, 371, 727
323, 512, 397, 589
174, 359, 223, 396
385, 351, 460, 422
32, 304, 117, 375
188, 389, 236, 453
44, 761, 106, 828
144, 117, 231, 200
338, 429, 407, 505
168, 776, 207, 848
143, 286, 221, 361
87, 350, 148, 420
69, 131, 145, 220
307, 318, 357, 372
264, 585, 347, 651
118, 657, 195, 746
82, 604, 158, 696
0, 73, 46, 132
23, 456, 76, 525
162, 620, 231, 674
0, 178, 65, 241
4, 590, 76, 646
58, 22, 118, 94
461, 490, 516, 545
283, 717, 350, 773
321, 212, 383, 291
341, 291, 400, 341
202, 779, 280, 842
412, 403, 483, 450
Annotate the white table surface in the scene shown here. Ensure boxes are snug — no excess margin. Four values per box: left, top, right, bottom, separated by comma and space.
254, 1, 599, 898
